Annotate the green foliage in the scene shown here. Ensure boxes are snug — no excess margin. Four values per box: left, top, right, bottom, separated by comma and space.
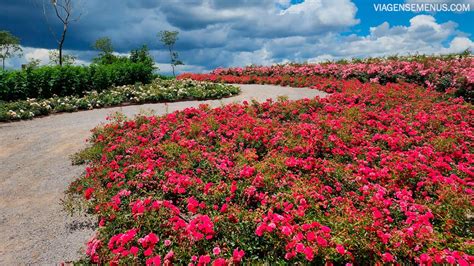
0, 30, 22, 70
49, 50, 76, 66
22, 58, 41, 70
0, 62, 154, 101
70, 143, 104, 165
0, 79, 240, 121
93, 37, 114, 54
130, 45, 155, 69
158, 30, 183, 76
92, 37, 119, 65
159, 30, 179, 47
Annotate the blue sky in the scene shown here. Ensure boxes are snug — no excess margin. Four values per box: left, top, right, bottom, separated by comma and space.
1, 0, 473, 74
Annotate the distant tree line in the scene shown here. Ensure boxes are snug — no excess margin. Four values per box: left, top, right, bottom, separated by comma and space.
1, 0, 185, 76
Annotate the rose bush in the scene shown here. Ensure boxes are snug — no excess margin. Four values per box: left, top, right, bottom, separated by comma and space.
178, 73, 349, 93
0, 79, 239, 122
178, 56, 474, 101
69, 79, 473, 265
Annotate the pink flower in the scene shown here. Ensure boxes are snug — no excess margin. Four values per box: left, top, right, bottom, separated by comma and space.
85, 237, 101, 263
233, 248, 245, 262
316, 236, 328, 247
382, 252, 394, 262
220, 203, 228, 213
130, 246, 139, 256
446, 256, 455, 264
213, 247, 221, 255
320, 226, 331, 233
146, 255, 161, 266
187, 197, 200, 213
304, 247, 314, 261
164, 250, 174, 261
212, 258, 227, 266
144, 248, 153, 257
336, 244, 345, 255
281, 226, 292, 236
419, 253, 431, 263
295, 243, 305, 253
199, 255, 211, 265
306, 231, 316, 242
240, 165, 255, 178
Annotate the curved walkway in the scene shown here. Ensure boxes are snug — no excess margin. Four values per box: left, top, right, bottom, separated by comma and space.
0, 84, 327, 265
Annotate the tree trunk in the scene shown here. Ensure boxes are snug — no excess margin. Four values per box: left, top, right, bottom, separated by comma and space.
58, 24, 68, 66
168, 46, 175, 77
59, 45, 63, 66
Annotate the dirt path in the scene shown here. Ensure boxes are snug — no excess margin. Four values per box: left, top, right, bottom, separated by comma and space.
0, 84, 327, 265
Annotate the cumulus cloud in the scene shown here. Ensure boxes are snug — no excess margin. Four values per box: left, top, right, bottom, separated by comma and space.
256, 15, 473, 65
332, 15, 472, 57
1, 1, 472, 73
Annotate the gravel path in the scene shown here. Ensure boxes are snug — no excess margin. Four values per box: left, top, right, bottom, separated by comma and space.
0, 84, 327, 265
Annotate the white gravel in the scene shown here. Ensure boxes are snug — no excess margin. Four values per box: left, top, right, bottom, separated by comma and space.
0, 84, 327, 265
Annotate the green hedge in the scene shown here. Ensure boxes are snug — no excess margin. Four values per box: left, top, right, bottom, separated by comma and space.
0, 62, 154, 101
0, 79, 241, 122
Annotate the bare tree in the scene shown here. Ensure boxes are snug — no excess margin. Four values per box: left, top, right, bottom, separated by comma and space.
42, 0, 82, 66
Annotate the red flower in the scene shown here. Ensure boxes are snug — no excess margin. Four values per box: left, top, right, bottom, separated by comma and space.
304, 247, 314, 261
233, 248, 245, 262
146, 255, 161, 266
336, 245, 345, 255
382, 252, 394, 262
212, 258, 227, 266
130, 246, 139, 256
199, 255, 211, 265
84, 187, 94, 200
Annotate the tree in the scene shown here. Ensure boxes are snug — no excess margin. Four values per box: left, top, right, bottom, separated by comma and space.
158, 30, 183, 77
49, 50, 76, 65
43, 0, 82, 66
23, 58, 41, 70
92, 37, 118, 64
93, 37, 113, 54
130, 44, 155, 68
0, 30, 22, 70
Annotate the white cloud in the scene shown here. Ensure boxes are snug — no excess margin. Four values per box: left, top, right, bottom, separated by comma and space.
282, 0, 359, 27
155, 0, 359, 39
23, 47, 50, 64
440, 36, 474, 53
6, 14, 472, 73
5, 46, 94, 70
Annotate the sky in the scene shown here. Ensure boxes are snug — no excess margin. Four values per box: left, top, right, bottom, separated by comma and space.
1, 0, 473, 74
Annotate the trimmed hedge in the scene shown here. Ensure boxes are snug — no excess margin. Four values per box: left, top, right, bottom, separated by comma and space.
0, 62, 154, 101
0, 79, 240, 122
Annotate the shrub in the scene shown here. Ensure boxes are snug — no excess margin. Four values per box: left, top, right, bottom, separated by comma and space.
0, 62, 154, 101
179, 56, 474, 102
68, 80, 473, 265
0, 79, 240, 122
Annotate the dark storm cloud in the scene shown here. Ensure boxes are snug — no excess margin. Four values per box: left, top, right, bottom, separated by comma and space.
1, 0, 472, 73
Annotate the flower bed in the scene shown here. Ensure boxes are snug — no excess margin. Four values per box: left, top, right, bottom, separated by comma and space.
178, 57, 474, 101
178, 73, 350, 93
69, 79, 473, 265
0, 79, 240, 122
